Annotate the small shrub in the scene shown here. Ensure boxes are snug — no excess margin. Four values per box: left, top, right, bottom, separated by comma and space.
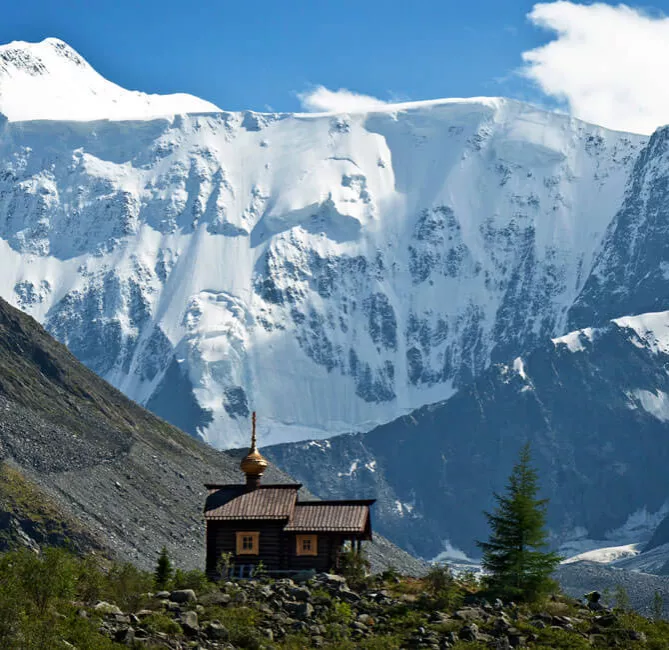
217, 551, 235, 579
216, 606, 262, 648
423, 563, 462, 609
653, 590, 664, 621
251, 559, 267, 579
75, 554, 106, 604
173, 568, 214, 593
325, 601, 354, 625
104, 562, 152, 612
143, 612, 183, 635
338, 547, 371, 590
613, 584, 631, 613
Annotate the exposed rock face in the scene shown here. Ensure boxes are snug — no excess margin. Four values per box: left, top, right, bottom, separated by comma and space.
570, 126, 669, 327
265, 311, 669, 560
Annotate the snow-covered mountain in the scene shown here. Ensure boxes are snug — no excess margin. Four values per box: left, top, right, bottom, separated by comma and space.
265, 309, 669, 560
0, 38, 651, 449
0, 38, 220, 121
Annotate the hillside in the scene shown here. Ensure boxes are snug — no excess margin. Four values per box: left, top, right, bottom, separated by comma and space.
0, 296, 423, 573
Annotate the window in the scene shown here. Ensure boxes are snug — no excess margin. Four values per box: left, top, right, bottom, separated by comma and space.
235, 531, 259, 555
296, 534, 318, 556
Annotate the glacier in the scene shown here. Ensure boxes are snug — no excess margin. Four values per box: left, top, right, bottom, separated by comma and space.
0, 37, 651, 449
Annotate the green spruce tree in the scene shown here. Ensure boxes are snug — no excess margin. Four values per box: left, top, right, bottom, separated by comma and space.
154, 546, 173, 590
476, 443, 561, 602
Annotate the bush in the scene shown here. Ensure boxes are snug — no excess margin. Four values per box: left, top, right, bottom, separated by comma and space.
338, 547, 371, 590
104, 561, 153, 612
143, 612, 183, 635
423, 563, 462, 608
325, 601, 354, 625
173, 567, 214, 593
212, 606, 262, 648
0, 548, 113, 649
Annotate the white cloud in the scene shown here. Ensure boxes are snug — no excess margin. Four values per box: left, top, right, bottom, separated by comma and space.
297, 86, 388, 113
523, 2, 669, 135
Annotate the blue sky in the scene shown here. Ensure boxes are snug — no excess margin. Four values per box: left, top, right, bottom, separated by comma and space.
0, 0, 557, 111
3, 1, 669, 134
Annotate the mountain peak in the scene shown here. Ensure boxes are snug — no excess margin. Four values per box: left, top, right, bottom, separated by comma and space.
0, 37, 221, 122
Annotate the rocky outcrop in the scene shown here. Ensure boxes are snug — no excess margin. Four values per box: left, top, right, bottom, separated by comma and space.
265, 312, 669, 560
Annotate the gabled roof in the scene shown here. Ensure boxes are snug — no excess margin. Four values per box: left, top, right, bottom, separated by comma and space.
204, 484, 299, 520
284, 500, 375, 534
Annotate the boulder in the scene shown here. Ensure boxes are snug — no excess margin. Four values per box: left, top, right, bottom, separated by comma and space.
454, 607, 486, 623
459, 623, 479, 641
169, 589, 197, 604
288, 586, 311, 602
199, 591, 231, 607
94, 602, 122, 615
113, 627, 134, 646
180, 610, 199, 635
203, 621, 229, 641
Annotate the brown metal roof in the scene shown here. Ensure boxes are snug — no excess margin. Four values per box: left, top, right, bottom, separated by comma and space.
284, 501, 374, 533
204, 485, 299, 520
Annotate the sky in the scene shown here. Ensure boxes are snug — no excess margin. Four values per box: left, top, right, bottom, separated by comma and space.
2, 1, 669, 134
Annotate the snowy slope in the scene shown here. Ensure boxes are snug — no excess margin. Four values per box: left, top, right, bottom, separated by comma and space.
0, 38, 220, 121
0, 38, 649, 448
266, 309, 669, 558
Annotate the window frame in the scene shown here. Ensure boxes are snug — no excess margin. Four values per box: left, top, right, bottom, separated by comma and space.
296, 534, 318, 556
235, 531, 260, 555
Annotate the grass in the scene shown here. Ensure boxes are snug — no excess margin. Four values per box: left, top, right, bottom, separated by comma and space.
0, 462, 104, 553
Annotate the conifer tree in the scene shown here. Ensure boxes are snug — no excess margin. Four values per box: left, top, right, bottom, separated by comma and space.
154, 546, 173, 590
476, 443, 561, 601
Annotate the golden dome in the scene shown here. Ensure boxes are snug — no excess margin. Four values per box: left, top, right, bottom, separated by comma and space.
240, 412, 268, 480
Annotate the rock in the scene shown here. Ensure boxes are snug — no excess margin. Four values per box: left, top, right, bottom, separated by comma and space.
428, 611, 452, 624
628, 630, 647, 642
113, 627, 134, 645
594, 612, 617, 627
154, 590, 171, 599
169, 589, 197, 604
288, 586, 311, 602
492, 637, 511, 650
94, 601, 122, 615
339, 589, 361, 604
232, 590, 248, 604
321, 573, 347, 587
199, 591, 231, 607
357, 613, 374, 626
454, 607, 485, 623
180, 610, 199, 635
203, 621, 229, 641
459, 623, 479, 641
295, 602, 314, 619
